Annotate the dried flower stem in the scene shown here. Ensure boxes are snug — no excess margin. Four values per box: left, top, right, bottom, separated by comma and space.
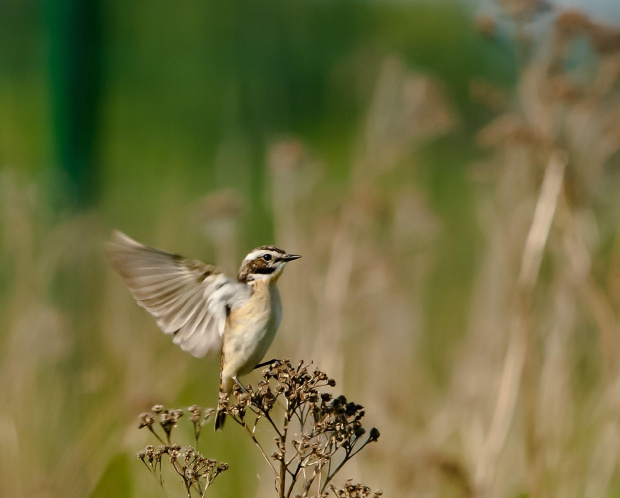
136, 405, 228, 497
221, 358, 381, 498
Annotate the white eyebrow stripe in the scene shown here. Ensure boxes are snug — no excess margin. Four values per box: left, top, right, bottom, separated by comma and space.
244, 250, 274, 262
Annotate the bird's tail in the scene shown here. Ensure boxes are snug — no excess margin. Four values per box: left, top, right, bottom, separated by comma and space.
214, 406, 226, 431
215, 356, 232, 431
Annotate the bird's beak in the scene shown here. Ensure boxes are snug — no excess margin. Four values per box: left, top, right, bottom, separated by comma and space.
281, 254, 301, 262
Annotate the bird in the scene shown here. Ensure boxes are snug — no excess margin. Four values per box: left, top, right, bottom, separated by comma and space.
104, 230, 301, 430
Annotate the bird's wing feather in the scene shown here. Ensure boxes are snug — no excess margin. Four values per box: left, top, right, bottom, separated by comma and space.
105, 230, 251, 358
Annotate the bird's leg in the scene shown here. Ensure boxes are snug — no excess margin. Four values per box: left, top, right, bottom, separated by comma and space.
233, 376, 249, 394
254, 358, 279, 370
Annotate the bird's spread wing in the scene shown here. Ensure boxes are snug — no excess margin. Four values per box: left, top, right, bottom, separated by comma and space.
105, 231, 251, 358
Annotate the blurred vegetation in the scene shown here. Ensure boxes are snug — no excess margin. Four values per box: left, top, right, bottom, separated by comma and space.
3, 0, 620, 497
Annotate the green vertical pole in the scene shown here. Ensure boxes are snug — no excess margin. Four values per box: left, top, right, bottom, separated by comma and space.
46, 0, 102, 209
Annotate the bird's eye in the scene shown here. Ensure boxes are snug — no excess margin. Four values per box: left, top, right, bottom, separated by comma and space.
263, 254, 272, 261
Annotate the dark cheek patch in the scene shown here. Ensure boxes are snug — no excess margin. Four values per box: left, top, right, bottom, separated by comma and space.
253, 266, 276, 274
248, 258, 275, 274
238, 258, 275, 282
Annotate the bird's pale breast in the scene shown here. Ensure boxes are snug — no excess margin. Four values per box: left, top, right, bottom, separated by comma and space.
221, 280, 282, 379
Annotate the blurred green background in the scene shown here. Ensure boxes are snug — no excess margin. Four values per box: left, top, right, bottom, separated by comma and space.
3, 0, 620, 496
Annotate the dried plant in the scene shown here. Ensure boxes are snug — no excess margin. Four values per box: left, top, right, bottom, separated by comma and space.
135, 361, 381, 498
327, 480, 383, 498
219, 358, 381, 498
136, 405, 229, 497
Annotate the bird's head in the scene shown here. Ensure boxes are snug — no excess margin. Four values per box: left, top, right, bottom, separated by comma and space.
238, 246, 301, 283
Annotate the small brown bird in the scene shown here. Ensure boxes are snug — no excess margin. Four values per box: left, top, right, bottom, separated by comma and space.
105, 231, 300, 430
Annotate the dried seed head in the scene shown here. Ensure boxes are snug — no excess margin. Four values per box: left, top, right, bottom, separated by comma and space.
354, 426, 366, 437
188, 405, 202, 422
369, 428, 380, 441
138, 412, 155, 429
